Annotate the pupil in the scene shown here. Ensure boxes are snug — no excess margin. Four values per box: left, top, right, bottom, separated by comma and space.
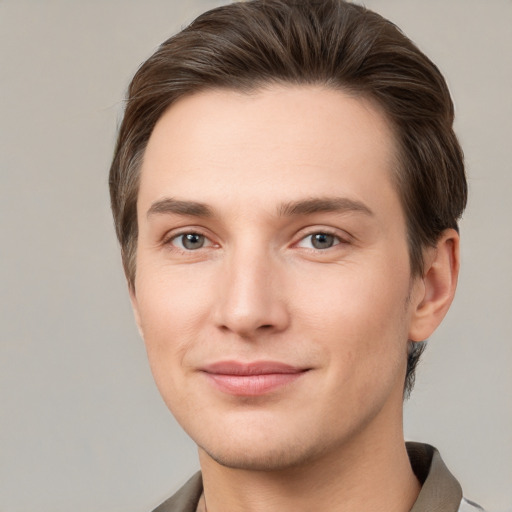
183, 233, 204, 250
312, 233, 334, 249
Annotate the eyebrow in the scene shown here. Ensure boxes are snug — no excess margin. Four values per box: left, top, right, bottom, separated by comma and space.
147, 198, 213, 218
146, 196, 374, 220
278, 197, 374, 217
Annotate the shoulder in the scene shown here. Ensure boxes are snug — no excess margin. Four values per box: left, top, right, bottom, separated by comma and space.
150, 472, 203, 512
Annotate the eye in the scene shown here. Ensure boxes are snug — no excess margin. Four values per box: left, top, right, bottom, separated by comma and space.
171, 232, 211, 250
297, 232, 341, 250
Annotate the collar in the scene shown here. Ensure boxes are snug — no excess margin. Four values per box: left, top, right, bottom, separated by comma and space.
407, 442, 463, 512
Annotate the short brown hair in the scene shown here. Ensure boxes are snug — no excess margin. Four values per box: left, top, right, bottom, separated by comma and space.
109, 0, 466, 396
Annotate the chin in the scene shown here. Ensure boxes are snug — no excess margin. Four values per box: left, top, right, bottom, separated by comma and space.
197, 429, 335, 472
202, 445, 314, 472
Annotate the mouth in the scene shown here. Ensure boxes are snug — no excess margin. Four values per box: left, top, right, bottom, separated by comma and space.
200, 361, 310, 396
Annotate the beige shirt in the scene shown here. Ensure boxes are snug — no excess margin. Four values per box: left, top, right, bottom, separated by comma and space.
152, 442, 484, 512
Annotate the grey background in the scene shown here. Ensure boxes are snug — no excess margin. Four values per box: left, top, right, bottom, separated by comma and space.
1, 1, 510, 511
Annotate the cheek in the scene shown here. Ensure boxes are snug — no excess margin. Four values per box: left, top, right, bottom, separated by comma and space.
293, 258, 409, 326
135, 291, 199, 418
291, 259, 411, 373
134, 267, 211, 378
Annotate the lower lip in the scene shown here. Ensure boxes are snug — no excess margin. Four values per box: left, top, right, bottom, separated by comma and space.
205, 372, 306, 396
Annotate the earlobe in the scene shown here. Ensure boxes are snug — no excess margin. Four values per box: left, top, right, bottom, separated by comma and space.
408, 229, 460, 342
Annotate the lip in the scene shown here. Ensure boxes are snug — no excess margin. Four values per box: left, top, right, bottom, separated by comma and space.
200, 361, 309, 396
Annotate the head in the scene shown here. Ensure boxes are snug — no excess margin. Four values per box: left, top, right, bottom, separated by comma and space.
109, 0, 466, 459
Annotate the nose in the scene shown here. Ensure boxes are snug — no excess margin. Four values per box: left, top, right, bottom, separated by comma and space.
212, 246, 290, 339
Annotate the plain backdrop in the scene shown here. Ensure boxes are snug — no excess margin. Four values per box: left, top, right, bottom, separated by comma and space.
1, 1, 511, 511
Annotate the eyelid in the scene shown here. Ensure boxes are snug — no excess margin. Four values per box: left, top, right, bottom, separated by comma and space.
161, 227, 218, 250
293, 227, 352, 249
159, 225, 352, 251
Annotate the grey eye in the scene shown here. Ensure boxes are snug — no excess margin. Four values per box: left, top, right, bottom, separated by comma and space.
180, 233, 205, 250
310, 233, 336, 249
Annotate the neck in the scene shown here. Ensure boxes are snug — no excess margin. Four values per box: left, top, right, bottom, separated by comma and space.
198, 413, 420, 512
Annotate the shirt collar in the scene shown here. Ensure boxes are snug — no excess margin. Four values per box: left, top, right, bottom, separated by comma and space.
407, 442, 463, 512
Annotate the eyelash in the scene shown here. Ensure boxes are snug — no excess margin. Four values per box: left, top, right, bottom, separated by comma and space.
295, 230, 347, 251
163, 228, 349, 253
163, 231, 214, 252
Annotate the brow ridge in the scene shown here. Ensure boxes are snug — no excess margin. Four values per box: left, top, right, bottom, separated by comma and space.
147, 198, 213, 218
146, 196, 373, 220
278, 197, 374, 217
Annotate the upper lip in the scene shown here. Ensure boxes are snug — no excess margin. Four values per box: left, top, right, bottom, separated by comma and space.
201, 361, 307, 376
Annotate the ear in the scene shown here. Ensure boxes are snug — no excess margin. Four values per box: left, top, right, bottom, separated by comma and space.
408, 229, 460, 342
129, 286, 145, 340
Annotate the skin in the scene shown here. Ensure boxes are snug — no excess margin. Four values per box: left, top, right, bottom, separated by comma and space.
131, 85, 459, 511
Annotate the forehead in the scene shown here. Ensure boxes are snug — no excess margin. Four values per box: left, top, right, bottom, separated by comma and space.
139, 85, 399, 218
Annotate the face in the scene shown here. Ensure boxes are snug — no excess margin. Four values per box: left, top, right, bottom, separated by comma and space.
132, 85, 425, 471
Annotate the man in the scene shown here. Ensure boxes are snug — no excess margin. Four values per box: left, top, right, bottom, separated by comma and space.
109, 1, 483, 510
